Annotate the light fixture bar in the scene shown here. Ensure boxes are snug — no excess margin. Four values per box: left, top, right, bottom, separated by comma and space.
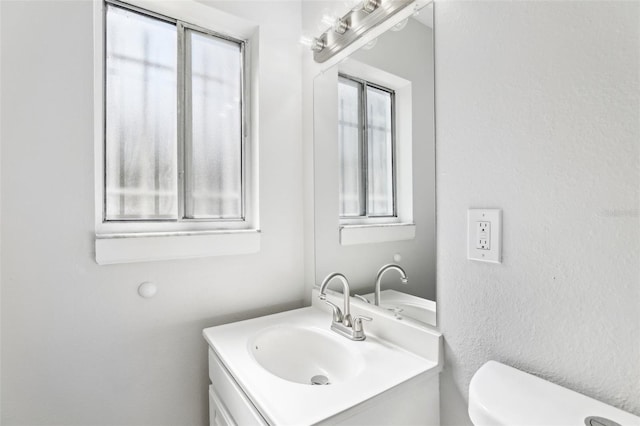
312, 0, 413, 63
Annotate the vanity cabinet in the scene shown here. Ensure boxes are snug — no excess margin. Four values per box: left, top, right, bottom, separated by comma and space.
207, 348, 440, 426
208, 349, 267, 425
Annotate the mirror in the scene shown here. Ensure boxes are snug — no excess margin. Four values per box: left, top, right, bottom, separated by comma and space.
313, 3, 436, 326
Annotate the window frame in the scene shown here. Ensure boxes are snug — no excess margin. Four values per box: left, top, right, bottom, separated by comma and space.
93, 0, 261, 264
97, 0, 255, 236
338, 72, 398, 224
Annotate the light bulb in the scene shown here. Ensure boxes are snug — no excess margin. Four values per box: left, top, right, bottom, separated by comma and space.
344, 0, 361, 10
321, 14, 336, 28
300, 36, 326, 52
334, 18, 349, 34
362, 0, 381, 13
299, 36, 313, 46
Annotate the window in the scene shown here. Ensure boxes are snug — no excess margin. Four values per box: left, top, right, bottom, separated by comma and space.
95, 0, 259, 264
338, 74, 396, 221
104, 1, 248, 231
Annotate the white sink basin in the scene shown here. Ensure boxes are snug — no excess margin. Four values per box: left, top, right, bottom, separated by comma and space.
203, 305, 440, 425
250, 325, 364, 385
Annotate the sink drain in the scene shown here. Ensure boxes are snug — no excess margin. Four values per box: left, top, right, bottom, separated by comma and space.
310, 375, 330, 385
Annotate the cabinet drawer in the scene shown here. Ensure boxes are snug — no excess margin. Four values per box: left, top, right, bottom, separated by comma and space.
208, 349, 267, 425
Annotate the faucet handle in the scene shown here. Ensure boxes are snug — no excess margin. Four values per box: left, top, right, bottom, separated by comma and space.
352, 315, 372, 332
324, 300, 344, 323
352, 315, 372, 340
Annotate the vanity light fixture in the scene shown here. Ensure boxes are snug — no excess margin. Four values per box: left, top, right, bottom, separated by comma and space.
310, 0, 416, 63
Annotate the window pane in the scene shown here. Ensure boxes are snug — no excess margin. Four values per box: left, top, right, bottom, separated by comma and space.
338, 77, 364, 217
105, 5, 178, 220
185, 30, 243, 219
367, 85, 394, 217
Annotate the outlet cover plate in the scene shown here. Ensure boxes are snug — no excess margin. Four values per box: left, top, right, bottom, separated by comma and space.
468, 209, 502, 263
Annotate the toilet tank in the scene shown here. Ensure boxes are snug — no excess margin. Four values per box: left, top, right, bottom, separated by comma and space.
468, 361, 640, 426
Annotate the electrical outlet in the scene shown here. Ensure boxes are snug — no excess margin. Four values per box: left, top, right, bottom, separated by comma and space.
476, 221, 491, 250
468, 209, 502, 263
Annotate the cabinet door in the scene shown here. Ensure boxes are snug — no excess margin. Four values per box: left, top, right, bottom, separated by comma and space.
208, 350, 267, 425
209, 386, 236, 426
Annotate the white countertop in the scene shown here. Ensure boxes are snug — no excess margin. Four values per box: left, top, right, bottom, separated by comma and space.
203, 306, 440, 425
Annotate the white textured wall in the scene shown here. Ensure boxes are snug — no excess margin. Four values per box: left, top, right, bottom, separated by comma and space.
435, 1, 640, 423
0, 1, 304, 424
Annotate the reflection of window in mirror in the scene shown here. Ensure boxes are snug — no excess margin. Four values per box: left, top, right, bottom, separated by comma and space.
338, 74, 395, 221
336, 59, 415, 245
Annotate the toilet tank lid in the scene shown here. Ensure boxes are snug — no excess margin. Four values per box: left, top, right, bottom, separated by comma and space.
468, 361, 640, 426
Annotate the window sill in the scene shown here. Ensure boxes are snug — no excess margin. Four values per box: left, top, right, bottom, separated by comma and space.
339, 223, 415, 246
95, 230, 261, 265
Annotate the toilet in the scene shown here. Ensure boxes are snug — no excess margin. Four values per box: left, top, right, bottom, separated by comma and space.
468, 361, 640, 426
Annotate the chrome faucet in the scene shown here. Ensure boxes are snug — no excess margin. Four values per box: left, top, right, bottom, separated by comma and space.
319, 272, 352, 326
374, 264, 408, 306
319, 272, 371, 341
